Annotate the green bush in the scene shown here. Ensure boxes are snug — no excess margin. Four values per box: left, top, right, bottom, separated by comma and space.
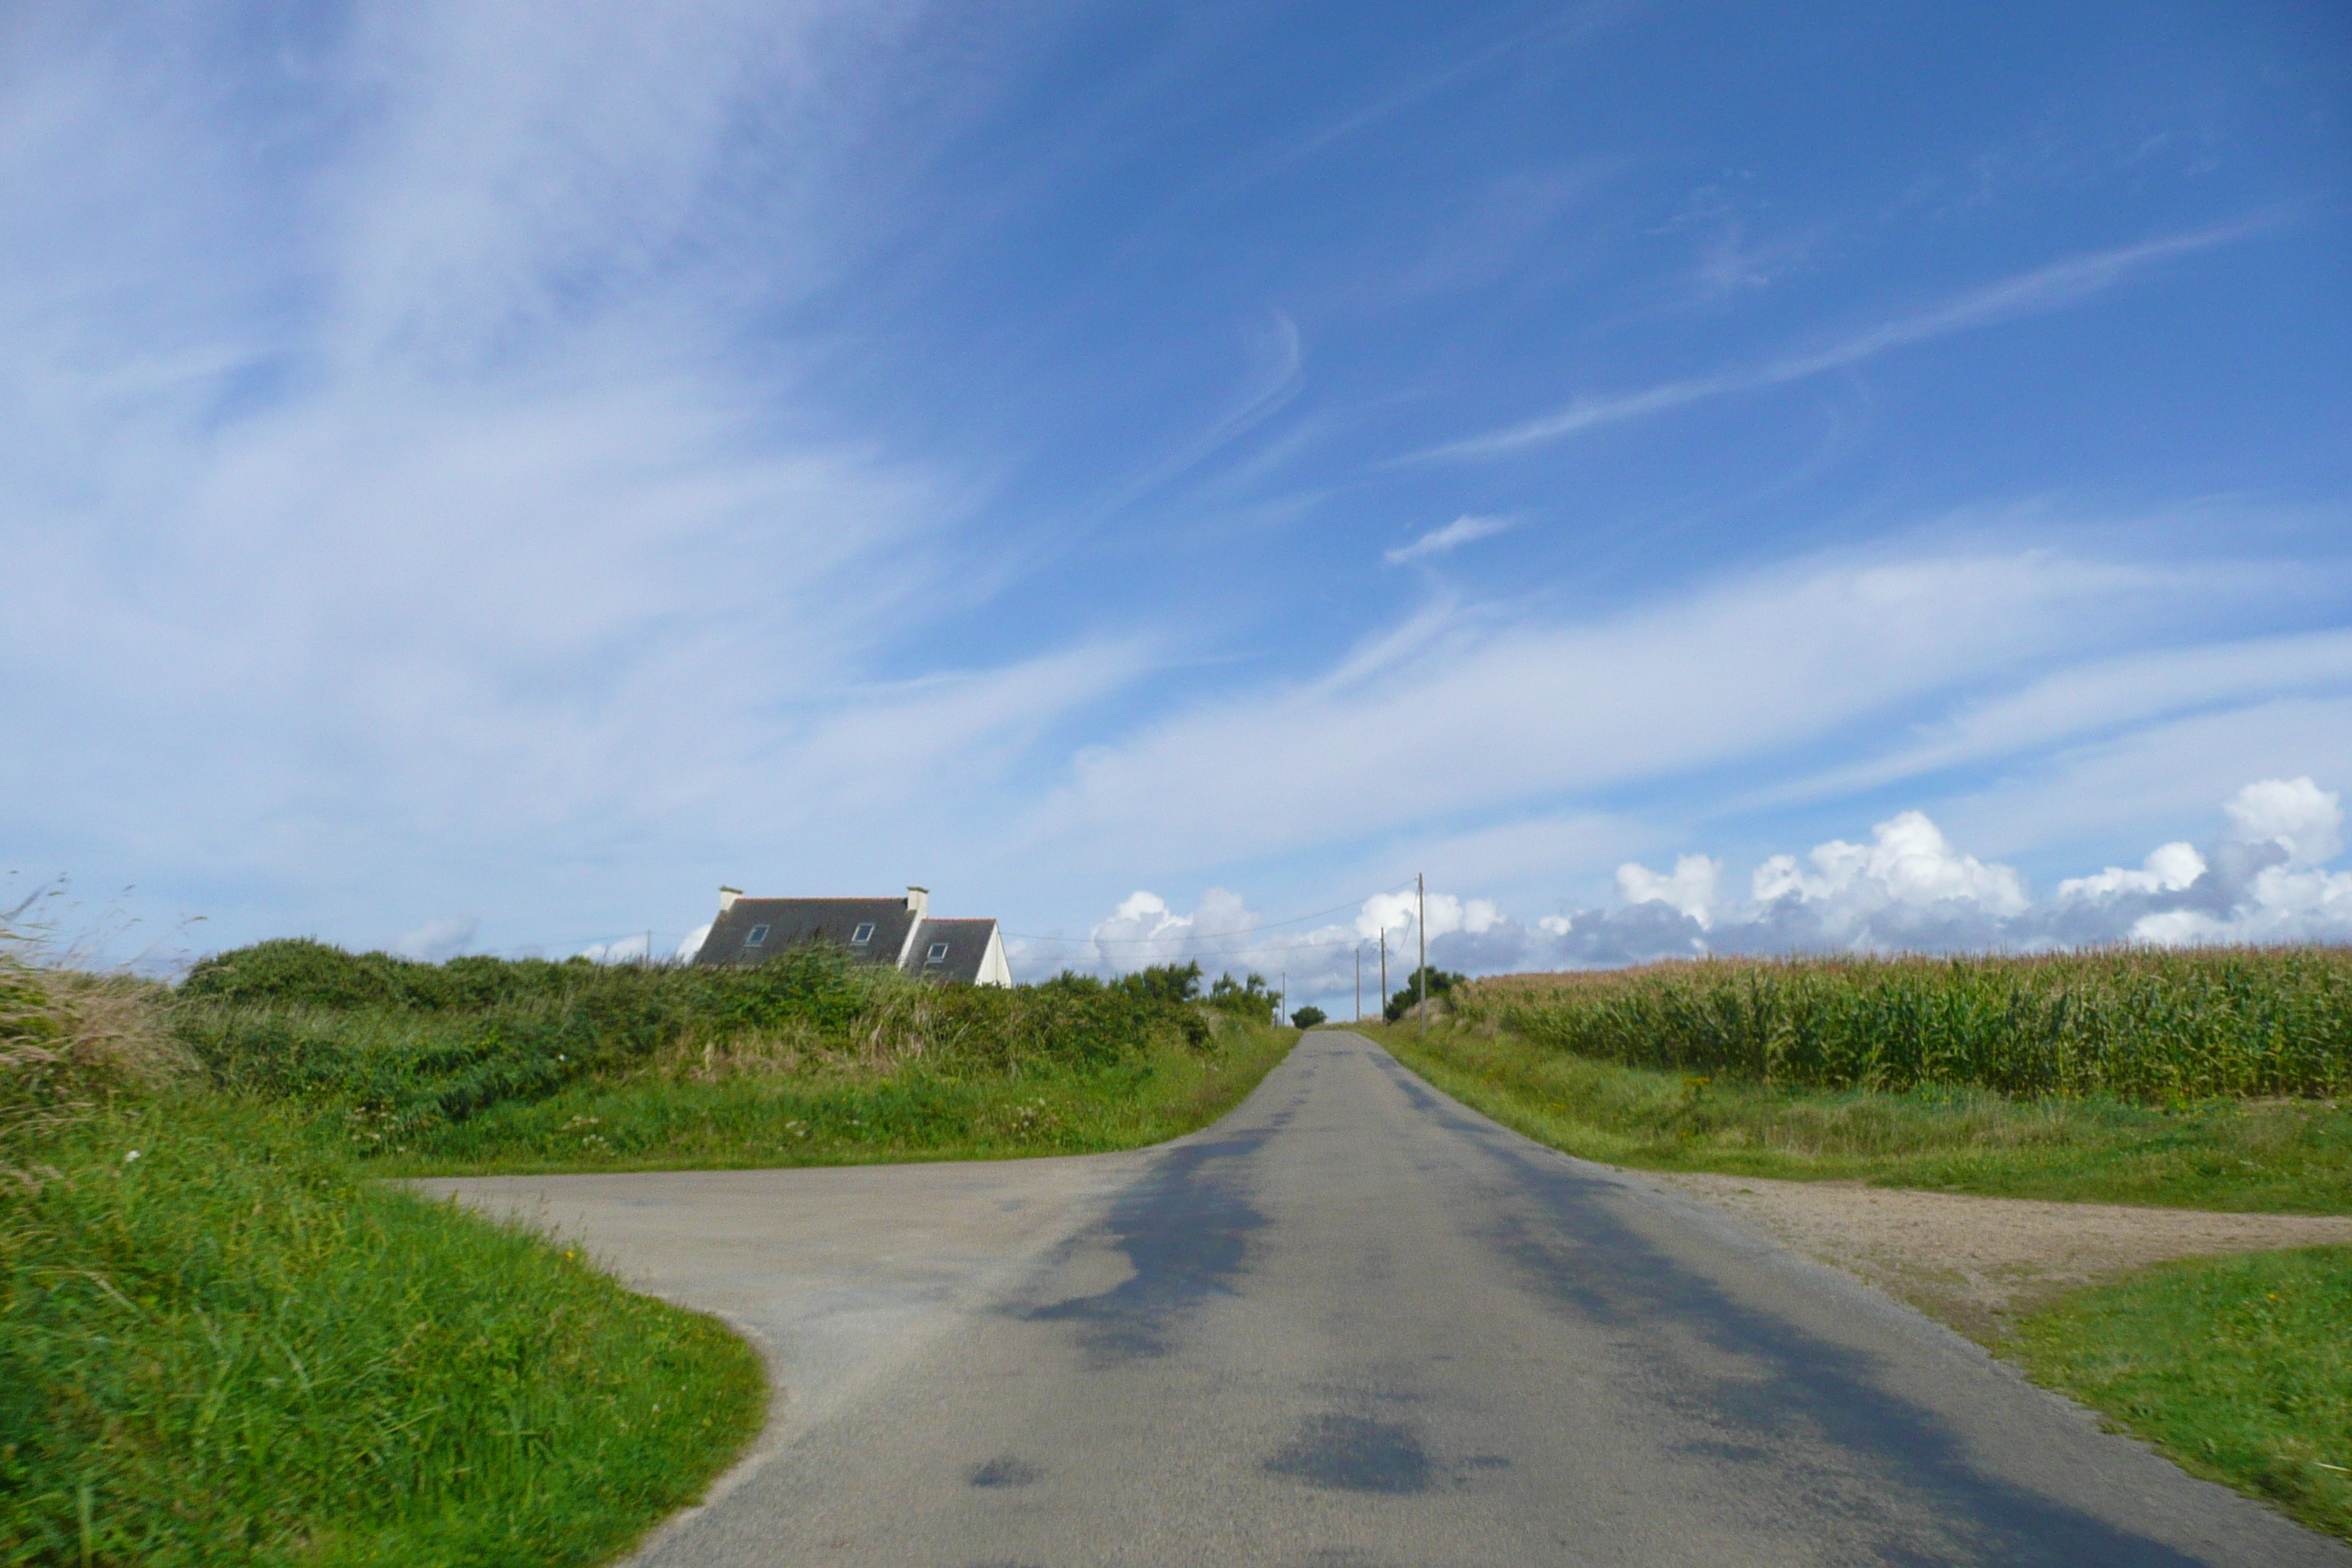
1473, 949, 2352, 1100
1385, 965, 1466, 1023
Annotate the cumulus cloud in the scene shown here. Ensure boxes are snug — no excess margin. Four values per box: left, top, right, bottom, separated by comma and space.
1616, 777, 2352, 961
2223, 776, 2344, 867
1070, 777, 2352, 1009
1746, 811, 2029, 928
1384, 514, 1514, 564
1617, 855, 1722, 927
1029, 883, 1511, 1012
2057, 843, 2205, 902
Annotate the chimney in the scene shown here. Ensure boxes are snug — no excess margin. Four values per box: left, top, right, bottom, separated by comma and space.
906, 885, 930, 919
718, 886, 743, 913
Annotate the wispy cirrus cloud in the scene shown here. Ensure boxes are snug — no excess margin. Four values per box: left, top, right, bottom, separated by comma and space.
1412, 219, 2274, 461
1384, 513, 1514, 564
1025, 543, 2228, 876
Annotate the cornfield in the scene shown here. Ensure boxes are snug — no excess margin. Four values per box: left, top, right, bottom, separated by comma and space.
1457, 948, 2352, 1100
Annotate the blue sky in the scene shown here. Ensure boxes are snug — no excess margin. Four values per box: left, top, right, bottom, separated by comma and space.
6, 1, 2351, 1004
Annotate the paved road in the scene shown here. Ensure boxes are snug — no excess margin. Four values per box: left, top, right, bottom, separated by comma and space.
425, 1031, 2348, 1567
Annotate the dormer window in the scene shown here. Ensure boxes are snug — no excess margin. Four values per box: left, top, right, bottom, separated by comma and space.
926, 941, 949, 964
745, 924, 769, 946
851, 922, 876, 946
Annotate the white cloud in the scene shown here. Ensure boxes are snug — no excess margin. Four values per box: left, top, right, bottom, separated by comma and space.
1753, 625, 2352, 811
1932, 696, 2352, 864
2222, 776, 2342, 867
1027, 545, 2215, 876
1758, 811, 2029, 920
1595, 778, 2351, 961
1038, 883, 1504, 1003
1384, 514, 1514, 565
1054, 777, 2352, 1010
395, 915, 479, 962
1416, 221, 2271, 461
2058, 842, 2206, 901
1617, 855, 1722, 926
0, 4, 1147, 955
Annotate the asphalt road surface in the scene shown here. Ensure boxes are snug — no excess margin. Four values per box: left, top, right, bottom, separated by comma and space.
424, 1030, 2349, 1567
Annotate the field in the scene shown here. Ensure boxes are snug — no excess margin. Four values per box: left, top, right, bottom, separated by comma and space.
1455, 948, 2352, 1101
3, 938, 1295, 1564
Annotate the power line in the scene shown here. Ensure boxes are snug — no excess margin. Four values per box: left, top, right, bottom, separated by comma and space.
1004, 894, 1386, 947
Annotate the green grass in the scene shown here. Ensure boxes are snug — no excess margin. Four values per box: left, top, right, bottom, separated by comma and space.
0, 1099, 766, 1567
1463, 947, 2352, 1100
371, 1025, 1297, 1177
1373, 1022, 2352, 1211
2010, 1246, 2352, 1542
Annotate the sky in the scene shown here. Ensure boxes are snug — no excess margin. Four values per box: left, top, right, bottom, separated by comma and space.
5, 1, 2351, 1009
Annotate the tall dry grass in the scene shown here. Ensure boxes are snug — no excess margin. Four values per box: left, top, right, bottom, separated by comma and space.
0, 936, 190, 1186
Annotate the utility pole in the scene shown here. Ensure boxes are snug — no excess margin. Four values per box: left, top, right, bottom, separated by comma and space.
1379, 927, 1387, 1022
1417, 872, 1428, 1033
1354, 945, 1362, 1023
1281, 970, 1287, 1028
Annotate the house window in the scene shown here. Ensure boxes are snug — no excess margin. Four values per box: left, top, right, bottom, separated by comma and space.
851, 922, 876, 946
926, 941, 949, 964
745, 924, 769, 946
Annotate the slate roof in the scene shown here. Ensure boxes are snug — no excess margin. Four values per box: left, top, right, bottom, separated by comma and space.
694, 898, 919, 970
909, 918, 998, 986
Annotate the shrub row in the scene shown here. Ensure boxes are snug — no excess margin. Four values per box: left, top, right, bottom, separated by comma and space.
173, 943, 1215, 1142
1467, 948, 2352, 1101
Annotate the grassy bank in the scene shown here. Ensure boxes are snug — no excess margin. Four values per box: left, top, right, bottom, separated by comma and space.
2013, 1246, 2352, 1542
170, 941, 1294, 1175
1373, 1022, 2352, 1211
369, 1025, 1294, 1176
1, 962, 766, 1567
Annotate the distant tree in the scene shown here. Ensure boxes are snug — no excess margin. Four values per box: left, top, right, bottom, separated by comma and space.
1117, 960, 1203, 1005
1038, 960, 1201, 1003
1384, 965, 1466, 1023
1290, 1005, 1327, 1028
1207, 970, 1279, 1021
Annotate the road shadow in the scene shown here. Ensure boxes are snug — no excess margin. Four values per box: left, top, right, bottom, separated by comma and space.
1368, 1052, 2225, 1568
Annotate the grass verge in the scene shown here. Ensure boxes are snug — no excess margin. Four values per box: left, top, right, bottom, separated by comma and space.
373, 1025, 1297, 1177
0, 1099, 766, 1567
2011, 1246, 2352, 1542
1370, 1022, 2352, 1211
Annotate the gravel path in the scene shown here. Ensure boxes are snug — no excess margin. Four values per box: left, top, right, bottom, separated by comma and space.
1651, 1172, 2352, 1339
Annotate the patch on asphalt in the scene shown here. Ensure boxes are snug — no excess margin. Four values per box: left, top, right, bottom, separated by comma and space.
1264, 1414, 1433, 1493
965, 1456, 1044, 1488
